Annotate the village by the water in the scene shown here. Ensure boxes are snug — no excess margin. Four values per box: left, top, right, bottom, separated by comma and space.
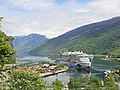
1, 49, 120, 90
1, 1, 120, 89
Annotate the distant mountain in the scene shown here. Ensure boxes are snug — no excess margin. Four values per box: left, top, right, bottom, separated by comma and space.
13, 34, 48, 56
28, 16, 120, 55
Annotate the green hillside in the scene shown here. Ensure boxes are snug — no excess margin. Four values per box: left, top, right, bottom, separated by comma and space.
13, 34, 48, 57
28, 17, 120, 55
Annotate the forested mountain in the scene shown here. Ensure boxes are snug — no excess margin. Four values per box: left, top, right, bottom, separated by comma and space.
13, 34, 48, 56
28, 17, 120, 55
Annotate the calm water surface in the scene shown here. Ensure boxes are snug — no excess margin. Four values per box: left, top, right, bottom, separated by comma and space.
17, 56, 51, 63
18, 56, 120, 85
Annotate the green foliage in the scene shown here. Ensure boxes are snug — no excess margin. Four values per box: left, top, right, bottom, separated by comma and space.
55, 64, 66, 71
86, 82, 99, 90
90, 76, 102, 87
68, 75, 89, 90
8, 71, 47, 90
68, 75, 119, 90
110, 49, 120, 58
0, 17, 3, 21
0, 30, 16, 69
53, 79, 64, 90
104, 75, 119, 90
68, 77, 82, 90
86, 76, 102, 90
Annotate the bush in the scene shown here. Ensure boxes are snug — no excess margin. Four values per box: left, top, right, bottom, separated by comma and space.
53, 79, 64, 90
8, 71, 47, 90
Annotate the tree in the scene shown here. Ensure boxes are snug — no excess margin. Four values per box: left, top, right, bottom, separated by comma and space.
68, 77, 81, 90
104, 75, 119, 90
0, 24, 16, 70
0, 17, 16, 90
86, 76, 102, 90
90, 76, 101, 87
110, 49, 120, 58
8, 71, 47, 90
68, 75, 103, 90
68, 75, 90, 90
53, 79, 64, 90
86, 82, 99, 90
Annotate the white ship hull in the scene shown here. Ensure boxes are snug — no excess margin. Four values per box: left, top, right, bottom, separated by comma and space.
78, 62, 91, 67
60, 58, 91, 68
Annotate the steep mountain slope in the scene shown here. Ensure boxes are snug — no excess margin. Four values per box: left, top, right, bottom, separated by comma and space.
13, 34, 48, 56
28, 17, 120, 55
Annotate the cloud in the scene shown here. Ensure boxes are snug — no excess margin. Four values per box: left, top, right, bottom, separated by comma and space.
7, 0, 54, 10
87, 0, 120, 17
0, 0, 120, 38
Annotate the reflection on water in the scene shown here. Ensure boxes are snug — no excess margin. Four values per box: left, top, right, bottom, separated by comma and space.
91, 56, 120, 71
45, 68, 92, 85
45, 56, 120, 85
45, 68, 103, 85
45, 72, 70, 86
17, 56, 120, 85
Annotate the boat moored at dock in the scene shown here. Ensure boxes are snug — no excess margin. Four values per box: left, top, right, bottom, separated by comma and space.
61, 51, 94, 71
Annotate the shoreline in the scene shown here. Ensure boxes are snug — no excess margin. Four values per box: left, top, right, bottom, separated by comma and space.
101, 57, 120, 62
39, 67, 68, 77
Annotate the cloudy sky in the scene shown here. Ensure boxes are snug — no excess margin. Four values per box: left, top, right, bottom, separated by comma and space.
0, 0, 120, 38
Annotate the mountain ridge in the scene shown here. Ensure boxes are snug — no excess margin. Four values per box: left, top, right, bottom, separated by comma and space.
13, 33, 49, 56
28, 16, 120, 55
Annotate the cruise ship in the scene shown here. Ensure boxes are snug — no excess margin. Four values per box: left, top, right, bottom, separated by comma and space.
60, 51, 94, 70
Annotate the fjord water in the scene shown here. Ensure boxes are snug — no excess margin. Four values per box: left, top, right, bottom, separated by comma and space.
18, 56, 120, 85
17, 56, 51, 63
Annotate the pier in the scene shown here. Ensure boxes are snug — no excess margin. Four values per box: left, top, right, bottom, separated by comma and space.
40, 67, 68, 77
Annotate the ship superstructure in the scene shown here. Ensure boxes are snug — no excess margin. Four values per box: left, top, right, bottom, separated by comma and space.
61, 51, 94, 70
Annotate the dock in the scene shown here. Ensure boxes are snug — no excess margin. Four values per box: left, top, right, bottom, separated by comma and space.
39, 67, 68, 77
